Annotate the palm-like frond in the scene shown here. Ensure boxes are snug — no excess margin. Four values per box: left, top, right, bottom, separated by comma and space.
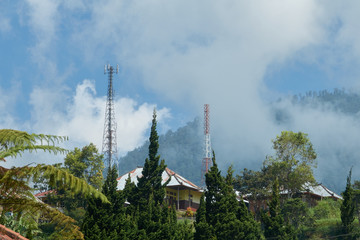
0, 198, 83, 239
0, 129, 109, 239
0, 129, 68, 160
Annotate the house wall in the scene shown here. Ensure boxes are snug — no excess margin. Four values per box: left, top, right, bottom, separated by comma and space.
165, 187, 202, 210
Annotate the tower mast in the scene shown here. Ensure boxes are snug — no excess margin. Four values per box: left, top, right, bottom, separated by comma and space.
102, 64, 119, 171
202, 104, 212, 186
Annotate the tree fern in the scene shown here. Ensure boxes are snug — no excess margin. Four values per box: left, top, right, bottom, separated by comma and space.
0, 129, 109, 239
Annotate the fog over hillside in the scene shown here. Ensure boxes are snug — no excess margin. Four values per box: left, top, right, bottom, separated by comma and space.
120, 90, 360, 193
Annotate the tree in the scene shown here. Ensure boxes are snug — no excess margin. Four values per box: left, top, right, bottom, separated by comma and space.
235, 168, 268, 219
194, 194, 213, 240
127, 109, 169, 238
261, 178, 296, 240
341, 169, 356, 239
0, 129, 108, 240
64, 143, 104, 190
263, 131, 317, 197
41, 144, 105, 229
281, 198, 313, 236
196, 153, 262, 239
82, 165, 138, 240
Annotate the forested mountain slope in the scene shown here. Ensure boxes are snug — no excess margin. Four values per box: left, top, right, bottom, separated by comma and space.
118, 118, 203, 185
119, 89, 360, 192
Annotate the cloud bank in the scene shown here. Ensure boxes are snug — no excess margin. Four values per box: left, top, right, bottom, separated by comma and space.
71, 0, 360, 190
2, 80, 169, 168
4, 1, 360, 191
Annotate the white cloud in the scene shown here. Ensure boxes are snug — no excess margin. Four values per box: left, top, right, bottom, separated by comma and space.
8, 0, 360, 191
15, 80, 169, 167
70, 0, 360, 189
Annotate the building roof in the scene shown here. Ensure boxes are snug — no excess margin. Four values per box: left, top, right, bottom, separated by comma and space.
117, 167, 202, 191
0, 224, 29, 240
34, 190, 55, 198
278, 183, 342, 200
303, 183, 343, 200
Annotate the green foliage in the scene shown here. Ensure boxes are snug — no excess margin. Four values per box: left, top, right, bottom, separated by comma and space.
0, 129, 68, 159
261, 178, 297, 240
235, 168, 267, 219
341, 169, 356, 239
0, 129, 109, 240
173, 219, 194, 240
64, 143, 104, 190
263, 131, 317, 197
311, 198, 341, 220
82, 165, 135, 240
196, 153, 262, 239
194, 194, 213, 240
1, 212, 42, 239
281, 198, 314, 233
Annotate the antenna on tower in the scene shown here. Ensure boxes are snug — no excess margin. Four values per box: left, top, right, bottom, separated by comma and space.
202, 104, 212, 186
102, 64, 119, 173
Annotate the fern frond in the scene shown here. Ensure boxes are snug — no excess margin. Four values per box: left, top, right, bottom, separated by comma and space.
0, 129, 68, 159
0, 197, 84, 239
1, 165, 109, 204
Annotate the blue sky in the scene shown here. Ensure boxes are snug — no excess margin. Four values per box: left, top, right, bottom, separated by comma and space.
3, 1, 360, 189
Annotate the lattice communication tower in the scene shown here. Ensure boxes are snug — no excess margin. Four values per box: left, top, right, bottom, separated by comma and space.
202, 104, 212, 186
102, 64, 119, 170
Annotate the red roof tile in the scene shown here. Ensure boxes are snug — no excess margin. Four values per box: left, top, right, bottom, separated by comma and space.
0, 224, 29, 240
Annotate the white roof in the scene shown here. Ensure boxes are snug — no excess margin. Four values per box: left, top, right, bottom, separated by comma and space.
117, 167, 202, 191
303, 183, 343, 200
278, 183, 342, 200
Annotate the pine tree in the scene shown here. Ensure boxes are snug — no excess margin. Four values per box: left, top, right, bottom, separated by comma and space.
194, 194, 213, 240
261, 178, 296, 240
204, 152, 224, 229
82, 165, 132, 239
195, 153, 262, 239
128, 109, 169, 238
341, 169, 356, 239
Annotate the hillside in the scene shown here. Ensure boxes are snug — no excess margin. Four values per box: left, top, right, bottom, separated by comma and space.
119, 89, 360, 193
118, 117, 203, 186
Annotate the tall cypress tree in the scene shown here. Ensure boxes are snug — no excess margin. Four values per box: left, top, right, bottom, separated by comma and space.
82, 165, 132, 239
261, 178, 296, 240
196, 153, 262, 239
129, 109, 169, 238
194, 194, 213, 240
341, 169, 356, 239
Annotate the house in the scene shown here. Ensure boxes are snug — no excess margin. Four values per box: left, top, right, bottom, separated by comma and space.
0, 224, 29, 240
300, 183, 342, 207
244, 183, 342, 213
117, 167, 203, 210
34, 190, 56, 205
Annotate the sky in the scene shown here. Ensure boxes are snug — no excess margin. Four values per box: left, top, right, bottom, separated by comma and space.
2, 0, 360, 191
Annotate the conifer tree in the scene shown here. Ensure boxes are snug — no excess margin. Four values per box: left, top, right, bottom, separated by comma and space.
128, 109, 169, 238
341, 169, 356, 239
204, 152, 224, 229
196, 153, 262, 239
82, 165, 133, 239
261, 178, 296, 240
194, 194, 213, 240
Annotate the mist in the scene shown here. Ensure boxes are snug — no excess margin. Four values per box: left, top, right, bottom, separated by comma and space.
4, 1, 360, 193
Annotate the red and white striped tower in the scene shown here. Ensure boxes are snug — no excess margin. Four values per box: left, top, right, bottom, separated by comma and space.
202, 104, 212, 186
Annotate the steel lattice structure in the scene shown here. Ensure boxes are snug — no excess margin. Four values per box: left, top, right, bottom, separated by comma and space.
102, 64, 119, 170
202, 104, 212, 186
